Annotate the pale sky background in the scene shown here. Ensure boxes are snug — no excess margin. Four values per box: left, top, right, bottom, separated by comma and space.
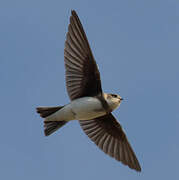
0, 0, 179, 179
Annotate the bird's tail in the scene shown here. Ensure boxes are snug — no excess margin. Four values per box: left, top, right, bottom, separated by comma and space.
36, 106, 68, 136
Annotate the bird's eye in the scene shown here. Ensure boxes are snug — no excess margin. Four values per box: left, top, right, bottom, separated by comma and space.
111, 94, 117, 98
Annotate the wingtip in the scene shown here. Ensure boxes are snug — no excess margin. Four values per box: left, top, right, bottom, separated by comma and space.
71, 10, 76, 15
135, 166, 142, 172
71, 10, 79, 18
132, 161, 142, 172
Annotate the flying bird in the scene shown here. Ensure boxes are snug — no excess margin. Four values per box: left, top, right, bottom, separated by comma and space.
36, 10, 141, 172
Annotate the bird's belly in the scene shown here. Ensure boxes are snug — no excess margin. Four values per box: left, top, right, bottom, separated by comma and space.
71, 97, 106, 120
45, 104, 75, 122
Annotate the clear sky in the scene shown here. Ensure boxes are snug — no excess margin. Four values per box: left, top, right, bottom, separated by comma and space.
1, 0, 179, 179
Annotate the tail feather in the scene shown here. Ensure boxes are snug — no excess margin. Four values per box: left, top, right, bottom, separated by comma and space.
36, 106, 67, 136
36, 106, 64, 118
44, 121, 67, 136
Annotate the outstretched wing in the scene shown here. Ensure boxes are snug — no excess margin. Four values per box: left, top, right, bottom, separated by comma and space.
64, 10, 102, 100
79, 113, 141, 172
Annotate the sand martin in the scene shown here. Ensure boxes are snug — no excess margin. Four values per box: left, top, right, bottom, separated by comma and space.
37, 10, 141, 172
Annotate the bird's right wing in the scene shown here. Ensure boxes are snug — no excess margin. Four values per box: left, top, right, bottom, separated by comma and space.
79, 113, 141, 172
64, 10, 102, 100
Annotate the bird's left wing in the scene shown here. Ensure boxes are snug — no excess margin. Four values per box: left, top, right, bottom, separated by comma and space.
64, 10, 102, 100
79, 113, 141, 172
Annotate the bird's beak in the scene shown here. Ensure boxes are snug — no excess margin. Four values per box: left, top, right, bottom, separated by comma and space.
120, 97, 124, 101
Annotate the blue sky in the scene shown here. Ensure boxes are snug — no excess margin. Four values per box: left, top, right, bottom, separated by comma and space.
1, 0, 179, 179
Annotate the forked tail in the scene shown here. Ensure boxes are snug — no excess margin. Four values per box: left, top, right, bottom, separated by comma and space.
36, 106, 68, 136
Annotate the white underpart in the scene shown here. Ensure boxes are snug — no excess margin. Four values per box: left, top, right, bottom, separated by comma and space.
71, 97, 106, 120
45, 95, 121, 122
45, 97, 106, 122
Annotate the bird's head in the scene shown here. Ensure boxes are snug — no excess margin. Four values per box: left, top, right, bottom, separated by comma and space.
103, 93, 123, 111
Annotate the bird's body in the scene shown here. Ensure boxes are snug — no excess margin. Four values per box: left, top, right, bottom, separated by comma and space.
44, 93, 121, 122
36, 10, 141, 172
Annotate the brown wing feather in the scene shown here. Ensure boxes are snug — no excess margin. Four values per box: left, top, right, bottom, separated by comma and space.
79, 113, 141, 172
64, 10, 102, 100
